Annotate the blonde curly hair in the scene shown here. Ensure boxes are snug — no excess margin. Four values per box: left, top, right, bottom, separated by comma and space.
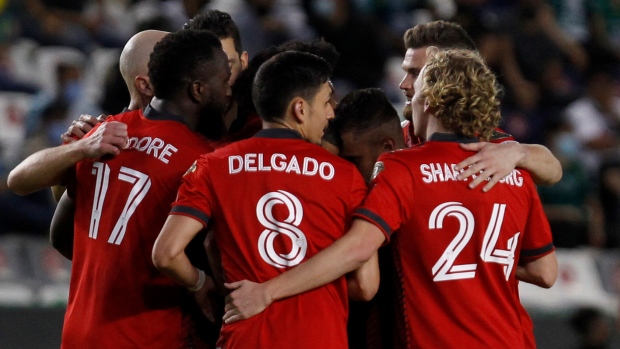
421, 49, 501, 140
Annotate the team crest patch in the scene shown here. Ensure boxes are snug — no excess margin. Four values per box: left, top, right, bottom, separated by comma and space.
371, 161, 385, 181
184, 160, 197, 176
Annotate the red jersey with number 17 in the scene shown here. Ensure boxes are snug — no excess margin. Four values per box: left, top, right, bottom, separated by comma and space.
355, 133, 555, 349
64, 105, 214, 349
171, 128, 368, 349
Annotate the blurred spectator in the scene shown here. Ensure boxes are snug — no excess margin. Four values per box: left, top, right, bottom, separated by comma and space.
538, 122, 606, 248
570, 307, 612, 349
564, 65, 620, 248
564, 65, 620, 175
0, 100, 61, 235
302, 0, 394, 94
589, 0, 620, 63
0, 5, 38, 94
223, 0, 315, 57
17, 0, 132, 53
25, 60, 101, 142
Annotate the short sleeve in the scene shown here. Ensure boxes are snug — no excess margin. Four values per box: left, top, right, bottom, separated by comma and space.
346, 166, 368, 226
169, 155, 214, 226
353, 154, 413, 241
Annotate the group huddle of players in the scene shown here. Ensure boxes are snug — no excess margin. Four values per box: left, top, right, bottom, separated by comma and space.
7, 10, 560, 349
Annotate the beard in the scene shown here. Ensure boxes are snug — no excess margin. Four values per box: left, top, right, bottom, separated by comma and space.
403, 103, 412, 121
196, 101, 228, 140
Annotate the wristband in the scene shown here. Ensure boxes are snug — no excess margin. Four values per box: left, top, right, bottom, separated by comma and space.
188, 269, 206, 292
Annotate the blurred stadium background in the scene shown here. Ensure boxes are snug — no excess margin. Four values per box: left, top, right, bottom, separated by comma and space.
0, 0, 619, 348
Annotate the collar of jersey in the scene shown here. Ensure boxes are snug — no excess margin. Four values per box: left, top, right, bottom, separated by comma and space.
253, 128, 303, 140
427, 132, 478, 143
142, 104, 186, 124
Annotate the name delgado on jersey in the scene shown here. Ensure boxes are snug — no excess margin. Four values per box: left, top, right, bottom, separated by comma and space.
420, 162, 524, 186
228, 153, 335, 180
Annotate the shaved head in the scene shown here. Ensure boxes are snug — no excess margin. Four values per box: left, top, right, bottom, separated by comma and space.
119, 30, 169, 93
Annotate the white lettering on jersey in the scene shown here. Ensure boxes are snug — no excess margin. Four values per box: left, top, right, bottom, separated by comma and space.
228, 153, 335, 180
420, 163, 523, 187
126, 136, 178, 164
257, 190, 307, 268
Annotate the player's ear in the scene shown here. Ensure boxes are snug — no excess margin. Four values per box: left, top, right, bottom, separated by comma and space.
382, 138, 396, 152
240, 51, 249, 70
291, 97, 305, 123
423, 98, 434, 114
189, 80, 205, 103
135, 75, 154, 98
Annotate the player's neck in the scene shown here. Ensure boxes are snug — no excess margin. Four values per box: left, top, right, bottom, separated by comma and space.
150, 97, 199, 130
425, 117, 451, 139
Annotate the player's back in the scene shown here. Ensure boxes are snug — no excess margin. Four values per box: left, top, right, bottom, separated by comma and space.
176, 129, 367, 349
366, 134, 553, 348
63, 106, 213, 349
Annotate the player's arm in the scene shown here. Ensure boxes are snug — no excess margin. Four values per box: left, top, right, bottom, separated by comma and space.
346, 250, 380, 301
7, 121, 128, 195
49, 191, 75, 260
456, 142, 562, 191
51, 114, 109, 202
153, 215, 217, 321
223, 219, 385, 324
153, 215, 212, 289
516, 251, 558, 288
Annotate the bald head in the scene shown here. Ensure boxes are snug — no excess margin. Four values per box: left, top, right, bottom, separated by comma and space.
119, 30, 169, 98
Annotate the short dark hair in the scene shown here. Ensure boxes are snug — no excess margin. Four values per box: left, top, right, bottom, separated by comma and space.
183, 10, 243, 55
253, 51, 332, 121
233, 39, 339, 125
334, 88, 401, 137
148, 29, 223, 100
404, 20, 476, 51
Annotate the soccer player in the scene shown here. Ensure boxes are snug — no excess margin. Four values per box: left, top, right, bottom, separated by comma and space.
8, 30, 169, 200
60, 30, 169, 143
183, 10, 254, 142
222, 49, 558, 348
398, 20, 562, 191
17, 29, 231, 348
152, 51, 377, 349
333, 88, 406, 183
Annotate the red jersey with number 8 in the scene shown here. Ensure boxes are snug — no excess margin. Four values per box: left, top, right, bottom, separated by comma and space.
170, 128, 368, 349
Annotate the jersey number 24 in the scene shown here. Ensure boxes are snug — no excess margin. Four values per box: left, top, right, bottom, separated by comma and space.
430, 202, 519, 282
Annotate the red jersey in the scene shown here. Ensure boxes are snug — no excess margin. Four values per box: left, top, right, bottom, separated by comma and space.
355, 133, 554, 349
171, 128, 368, 349
64, 106, 214, 349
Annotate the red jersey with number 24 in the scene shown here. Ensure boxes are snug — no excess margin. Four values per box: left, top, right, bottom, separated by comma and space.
355, 133, 554, 349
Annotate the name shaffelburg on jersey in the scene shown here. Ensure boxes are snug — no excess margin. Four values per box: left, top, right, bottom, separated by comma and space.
228, 153, 335, 180
420, 162, 523, 187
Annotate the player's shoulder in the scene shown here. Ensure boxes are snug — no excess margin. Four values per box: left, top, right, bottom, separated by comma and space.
106, 108, 140, 122
490, 128, 514, 142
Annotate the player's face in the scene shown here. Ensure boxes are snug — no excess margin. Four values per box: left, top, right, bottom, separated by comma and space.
340, 130, 385, 184
206, 50, 233, 114
195, 50, 232, 139
306, 82, 335, 145
411, 65, 428, 140
400, 47, 428, 116
220, 37, 247, 87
